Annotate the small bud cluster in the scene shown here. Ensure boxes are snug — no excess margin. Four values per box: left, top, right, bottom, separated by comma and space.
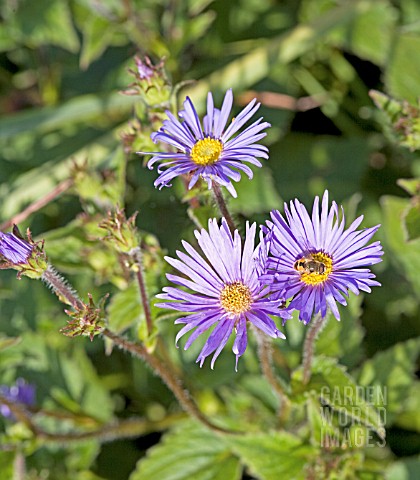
121, 56, 171, 111
370, 90, 420, 151
99, 208, 139, 254
123, 56, 167, 94
70, 160, 120, 209
61, 293, 109, 341
120, 120, 142, 154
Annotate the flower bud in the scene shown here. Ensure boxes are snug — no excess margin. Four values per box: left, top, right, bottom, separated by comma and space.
0, 226, 47, 279
61, 293, 108, 341
121, 55, 170, 107
99, 208, 139, 254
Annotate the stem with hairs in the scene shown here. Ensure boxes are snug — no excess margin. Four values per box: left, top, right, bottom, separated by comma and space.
212, 183, 237, 233
130, 247, 153, 336
302, 313, 328, 385
256, 330, 291, 425
102, 328, 236, 435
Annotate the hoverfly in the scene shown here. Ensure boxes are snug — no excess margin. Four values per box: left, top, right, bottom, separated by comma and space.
293, 255, 327, 275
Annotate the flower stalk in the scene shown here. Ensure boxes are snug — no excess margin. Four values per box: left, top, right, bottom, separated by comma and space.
102, 328, 235, 435
18, 255, 231, 434
99, 209, 154, 336
212, 183, 237, 234
255, 331, 291, 424
129, 247, 153, 337
42, 264, 84, 310
0, 392, 184, 444
301, 313, 328, 385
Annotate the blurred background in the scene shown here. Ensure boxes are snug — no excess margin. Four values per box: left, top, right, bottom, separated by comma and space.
0, 0, 419, 478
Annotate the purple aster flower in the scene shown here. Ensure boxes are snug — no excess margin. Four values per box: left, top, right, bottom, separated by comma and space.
156, 219, 290, 370
0, 378, 36, 419
140, 89, 270, 197
265, 191, 383, 324
0, 230, 33, 264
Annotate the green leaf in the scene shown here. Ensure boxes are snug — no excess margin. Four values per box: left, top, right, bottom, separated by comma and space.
397, 178, 420, 196
73, 148, 126, 208
344, 0, 397, 66
0, 334, 25, 373
386, 456, 420, 480
129, 421, 241, 480
230, 167, 282, 215
0, 93, 135, 138
357, 337, 420, 423
0, 335, 21, 352
216, 375, 281, 432
79, 16, 117, 70
403, 203, 420, 242
226, 431, 317, 480
19, 334, 115, 422
269, 134, 369, 202
301, 0, 398, 67
386, 33, 420, 103
72, 0, 129, 68
394, 382, 420, 433
107, 282, 143, 333
315, 295, 365, 368
70, 472, 105, 480
306, 394, 340, 447
183, 0, 370, 103
187, 204, 219, 230
370, 90, 405, 122
41, 221, 94, 271
381, 196, 420, 297
0, 24, 16, 52
292, 356, 385, 438
66, 441, 101, 472
0, 451, 14, 480
6, 0, 79, 52
0, 131, 119, 220
49, 344, 114, 422
184, 11, 216, 45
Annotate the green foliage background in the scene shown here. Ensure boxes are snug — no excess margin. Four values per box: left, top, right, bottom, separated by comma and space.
0, 0, 420, 479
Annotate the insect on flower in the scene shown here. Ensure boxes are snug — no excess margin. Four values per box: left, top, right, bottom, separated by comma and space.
264, 191, 384, 324
294, 253, 328, 276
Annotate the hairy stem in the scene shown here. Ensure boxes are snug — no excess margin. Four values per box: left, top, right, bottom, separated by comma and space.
102, 328, 236, 435
40, 264, 235, 435
13, 451, 26, 480
212, 183, 237, 233
130, 247, 153, 336
41, 264, 84, 310
256, 331, 291, 424
0, 393, 182, 444
302, 313, 327, 385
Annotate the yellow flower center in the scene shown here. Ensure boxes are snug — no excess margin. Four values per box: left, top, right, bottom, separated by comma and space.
294, 252, 333, 286
190, 137, 223, 166
220, 282, 252, 314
